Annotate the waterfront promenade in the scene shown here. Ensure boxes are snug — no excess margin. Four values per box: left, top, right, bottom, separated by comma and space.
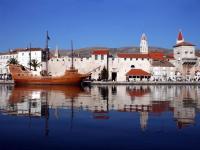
90, 81, 200, 85
0, 80, 14, 84
1, 80, 200, 85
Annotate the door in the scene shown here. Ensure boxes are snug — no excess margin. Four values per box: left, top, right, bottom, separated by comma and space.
112, 72, 117, 81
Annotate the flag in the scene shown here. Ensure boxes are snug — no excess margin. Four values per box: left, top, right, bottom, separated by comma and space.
47, 31, 50, 40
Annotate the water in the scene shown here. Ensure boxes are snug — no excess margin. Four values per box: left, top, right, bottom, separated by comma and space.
0, 85, 200, 150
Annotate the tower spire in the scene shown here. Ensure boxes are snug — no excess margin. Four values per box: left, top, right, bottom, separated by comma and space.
55, 45, 59, 58
176, 30, 184, 44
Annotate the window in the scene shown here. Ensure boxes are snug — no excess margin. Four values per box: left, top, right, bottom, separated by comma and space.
101, 55, 104, 60
22, 53, 24, 56
57, 59, 59, 61
95, 55, 98, 60
185, 51, 188, 54
190, 51, 193, 54
124, 58, 126, 61
136, 58, 138, 60
177, 52, 180, 54
131, 65, 135, 68
130, 58, 132, 61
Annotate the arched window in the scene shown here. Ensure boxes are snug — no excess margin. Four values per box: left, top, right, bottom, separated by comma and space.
131, 65, 135, 68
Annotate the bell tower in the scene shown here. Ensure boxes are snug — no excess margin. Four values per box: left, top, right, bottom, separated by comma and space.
140, 33, 148, 54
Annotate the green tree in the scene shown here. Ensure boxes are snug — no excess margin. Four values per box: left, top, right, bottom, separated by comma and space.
7, 58, 19, 65
100, 66, 108, 81
28, 59, 40, 71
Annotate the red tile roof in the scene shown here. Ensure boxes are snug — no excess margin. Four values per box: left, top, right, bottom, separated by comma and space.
178, 31, 184, 41
165, 53, 175, 60
117, 53, 149, 58
92, 49, 109, 55
117, 52, 164, 60
173, 42, 195, 47
149, 52, 164, 60
126, 69, 151, 76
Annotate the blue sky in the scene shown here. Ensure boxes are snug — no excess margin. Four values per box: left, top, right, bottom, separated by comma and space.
0, 0, 199, 51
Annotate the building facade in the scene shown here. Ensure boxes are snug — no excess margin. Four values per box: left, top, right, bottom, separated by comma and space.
48, 33, 176, 81
0, 31, 199, 82
0, 48, 43, 78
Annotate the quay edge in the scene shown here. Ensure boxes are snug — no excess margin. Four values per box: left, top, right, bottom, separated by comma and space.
89, 81, 200, 85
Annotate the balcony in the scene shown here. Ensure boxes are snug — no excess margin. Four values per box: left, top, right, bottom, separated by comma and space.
182, 58, 197, 65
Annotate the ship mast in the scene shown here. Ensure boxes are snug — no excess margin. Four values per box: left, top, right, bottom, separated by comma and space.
42, 31, 50, 75
71, 40, 74, 69
45, 31, 50, 74
29, 43, 31, 70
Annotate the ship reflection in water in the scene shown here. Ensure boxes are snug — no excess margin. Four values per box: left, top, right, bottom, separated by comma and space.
0, 85, 200, 149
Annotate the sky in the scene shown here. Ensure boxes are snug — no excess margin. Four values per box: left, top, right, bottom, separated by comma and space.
0, 0, 200, 51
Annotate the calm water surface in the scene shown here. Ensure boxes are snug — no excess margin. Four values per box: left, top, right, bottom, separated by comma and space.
0, 85, 200, 150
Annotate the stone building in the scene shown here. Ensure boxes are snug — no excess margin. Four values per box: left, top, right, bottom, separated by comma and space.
170, 31, 198, 80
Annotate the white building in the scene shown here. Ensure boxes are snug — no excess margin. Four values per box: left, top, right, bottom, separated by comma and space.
150, 60, 175, 81
17, 48, 42, 71
0, 51, 17, 79
48, 33, 177, 81
170, 31, 198, 81
0, 48, 43, 77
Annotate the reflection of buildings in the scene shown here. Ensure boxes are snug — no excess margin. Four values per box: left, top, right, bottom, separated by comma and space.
0, 85, 200, 131
0, 85, 13, 110
173, 86, 197, 129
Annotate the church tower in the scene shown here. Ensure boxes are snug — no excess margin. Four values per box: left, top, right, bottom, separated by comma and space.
140, 33, 148, 54
54, 45, 59, 58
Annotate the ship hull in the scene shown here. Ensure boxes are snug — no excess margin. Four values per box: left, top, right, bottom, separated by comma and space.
8, 64, 90, 85
14, 78, 84, 85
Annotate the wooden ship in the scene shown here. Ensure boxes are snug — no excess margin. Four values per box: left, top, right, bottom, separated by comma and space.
9, 32, 90, 85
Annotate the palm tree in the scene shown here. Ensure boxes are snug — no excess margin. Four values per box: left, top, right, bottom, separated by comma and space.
7, 58, 19, 65
28, 59, 40, 71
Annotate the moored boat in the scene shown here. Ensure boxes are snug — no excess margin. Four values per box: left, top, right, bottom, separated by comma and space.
8, 64, 90, 85
8, 32, 90, 85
